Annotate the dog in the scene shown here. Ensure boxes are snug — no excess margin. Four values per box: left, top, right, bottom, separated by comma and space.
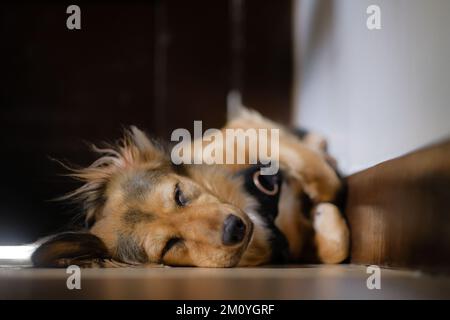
32, 109, 349, 267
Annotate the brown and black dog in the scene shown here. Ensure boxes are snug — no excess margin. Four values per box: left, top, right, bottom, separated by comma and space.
32, 109, 349, 267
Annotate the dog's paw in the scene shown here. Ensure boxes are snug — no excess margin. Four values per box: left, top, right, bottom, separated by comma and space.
312, 203, 349, 264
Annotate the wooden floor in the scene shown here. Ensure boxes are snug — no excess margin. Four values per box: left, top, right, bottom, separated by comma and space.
1, 264, 449, 299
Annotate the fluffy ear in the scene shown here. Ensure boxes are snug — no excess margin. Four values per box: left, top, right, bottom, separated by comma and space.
61, 126, 168, 227
31, 232, 110, 268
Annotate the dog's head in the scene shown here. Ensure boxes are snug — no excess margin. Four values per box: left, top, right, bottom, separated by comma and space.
32, 127, 288, 268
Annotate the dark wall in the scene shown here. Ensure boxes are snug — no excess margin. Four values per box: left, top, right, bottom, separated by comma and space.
0, 1, 292, 244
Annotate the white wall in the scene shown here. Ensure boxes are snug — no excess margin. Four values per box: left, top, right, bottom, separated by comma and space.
294, 0, 450, 174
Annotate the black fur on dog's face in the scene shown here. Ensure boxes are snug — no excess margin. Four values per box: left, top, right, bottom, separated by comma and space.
32, 127, 288, 268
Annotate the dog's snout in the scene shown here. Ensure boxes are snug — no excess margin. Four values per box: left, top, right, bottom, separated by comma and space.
222, 214, 246, 246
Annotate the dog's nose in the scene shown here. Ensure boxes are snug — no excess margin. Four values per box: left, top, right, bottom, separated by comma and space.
222, 214, 246, 246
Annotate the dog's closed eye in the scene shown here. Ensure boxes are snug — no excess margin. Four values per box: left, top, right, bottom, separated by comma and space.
174, 183, 188, 206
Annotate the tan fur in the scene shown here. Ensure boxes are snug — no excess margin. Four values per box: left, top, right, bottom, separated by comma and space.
218, 109, 349, 264
275, 181, 312, 260
60, 128, 275, 267
40, 110, 349, 267
312, 203, 350, 263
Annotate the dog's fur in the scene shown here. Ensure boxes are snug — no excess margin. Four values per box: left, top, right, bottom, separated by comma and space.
32, 109, 349, 268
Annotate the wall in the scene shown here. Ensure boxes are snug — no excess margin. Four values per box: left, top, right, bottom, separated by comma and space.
294, 0, 450, 174
0, 1, 293, 244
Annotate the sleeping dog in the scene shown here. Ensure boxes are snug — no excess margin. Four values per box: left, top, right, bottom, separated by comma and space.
32, 109, 349, 267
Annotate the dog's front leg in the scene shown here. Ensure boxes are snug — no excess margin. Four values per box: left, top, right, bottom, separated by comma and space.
279, 140, 342, 202
311, 203, 349, 264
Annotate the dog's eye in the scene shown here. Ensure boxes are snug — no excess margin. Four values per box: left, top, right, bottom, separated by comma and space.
174, 183, 188, 206
253, 170, 280, 196
161, 237, 182, 260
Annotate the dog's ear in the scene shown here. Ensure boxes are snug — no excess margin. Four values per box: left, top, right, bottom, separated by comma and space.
61, 126, 169, 227
31, 232, 110, 268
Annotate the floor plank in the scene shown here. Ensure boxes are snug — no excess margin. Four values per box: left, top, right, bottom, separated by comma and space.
1, 265, 449, 299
